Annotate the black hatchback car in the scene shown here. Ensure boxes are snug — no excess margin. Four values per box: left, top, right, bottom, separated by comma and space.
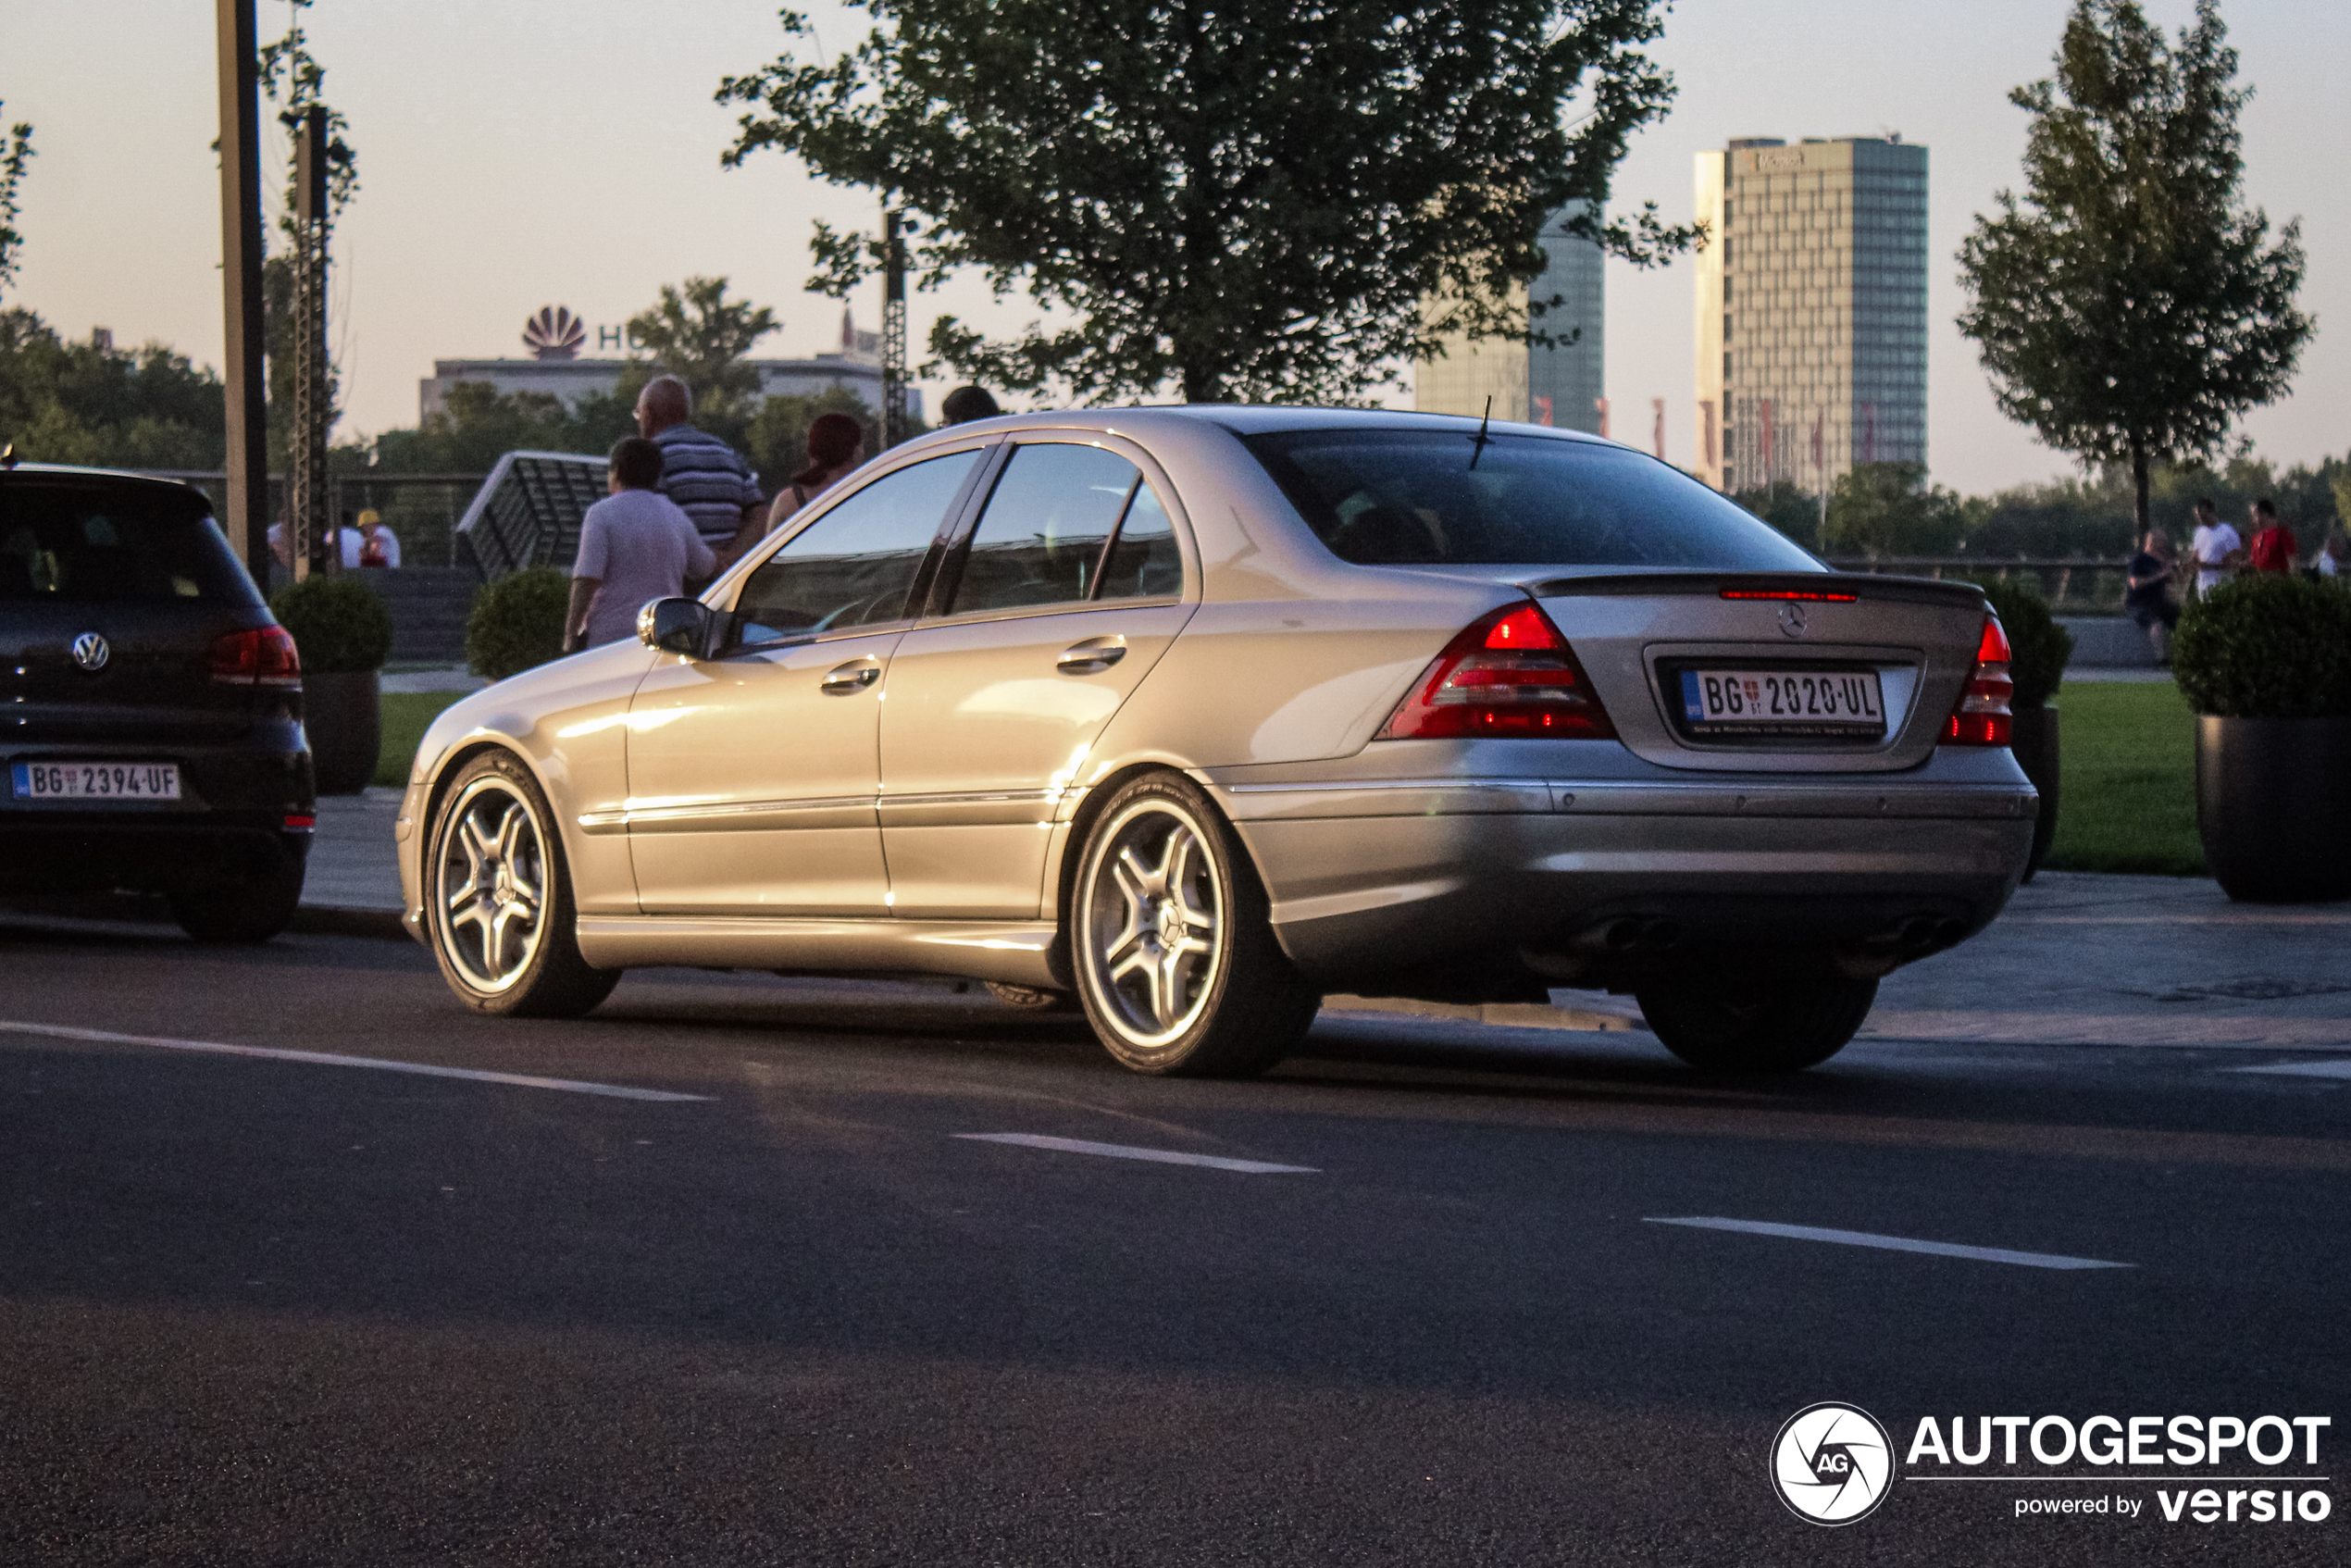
1, 459, 315, 940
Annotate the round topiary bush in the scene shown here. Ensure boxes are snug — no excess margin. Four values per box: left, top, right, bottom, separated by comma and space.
1970, 579, 2073, 710
267, 574, 394, 674
466, 567, 571, 680
2173, 575, 2351, 717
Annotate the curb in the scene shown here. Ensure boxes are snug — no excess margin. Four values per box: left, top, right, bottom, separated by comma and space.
290, 905, 411, 941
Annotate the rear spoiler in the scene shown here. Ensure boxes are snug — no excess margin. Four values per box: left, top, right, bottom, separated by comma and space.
1520, 571, 1988, 609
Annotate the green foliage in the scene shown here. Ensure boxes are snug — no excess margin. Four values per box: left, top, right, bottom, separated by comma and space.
628, 277, 777, 422
0, 106, 31, 302
374, 381, 629, 475
0, 308, 228, 468
720, 0, 1690, 404
1969, 579, 2075, 709
2044, 681, 2204, 876
1733, 480, 1820, 552
1821, 462, 1968, 556
1956, 1, 2310, 529
465, 566, 571, 680
269, 573, 393, 674
2172, 575, 2351, 718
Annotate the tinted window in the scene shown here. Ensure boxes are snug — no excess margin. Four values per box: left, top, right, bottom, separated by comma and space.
0, 481, 261, 604
949, 444, 1138, 614
1097, 480, 1181, 600
731, 450, 979, 643
1243, 429, 1822, 571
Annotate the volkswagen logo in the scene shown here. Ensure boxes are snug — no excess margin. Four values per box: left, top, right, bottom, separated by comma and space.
70, 631, 110, 672
1777, 602, 1810, 638
1772, 1402, 1893, 1525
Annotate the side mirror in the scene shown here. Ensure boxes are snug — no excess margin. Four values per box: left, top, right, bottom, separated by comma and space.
639, 597, 715, 658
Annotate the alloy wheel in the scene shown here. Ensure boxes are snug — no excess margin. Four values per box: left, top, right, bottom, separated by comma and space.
434, 777, 551, 993
1079, 799, 1225, 1047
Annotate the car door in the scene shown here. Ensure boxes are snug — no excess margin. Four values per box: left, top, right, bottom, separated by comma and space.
877, 441, 1193, 918
623, 448, 986, 915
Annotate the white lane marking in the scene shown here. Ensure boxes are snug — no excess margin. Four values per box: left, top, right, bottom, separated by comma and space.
1643, 1216, 2132, 1271
1862, 1011, 2351, 1049
0, 1019, 711, 1102
954, 1133, 1317, 1174
2223, 1059, 2351, 1080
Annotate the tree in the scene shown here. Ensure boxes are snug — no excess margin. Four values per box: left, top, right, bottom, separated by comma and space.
1734, 479, 1821, 552
1957, 0, 2310, 533
627, 277, 777, 421
257, 2, 359, 467
0, 308, 227, 468
0, 105, 31, 304
718, 0, 1689, 404
1821, 462, 1968, 557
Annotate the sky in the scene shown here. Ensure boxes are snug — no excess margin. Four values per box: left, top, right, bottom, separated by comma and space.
7, 0, 2346, 495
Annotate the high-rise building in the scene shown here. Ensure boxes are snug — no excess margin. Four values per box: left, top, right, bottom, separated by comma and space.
1693, 137, 1926, 493
1416, 205, 1604, 432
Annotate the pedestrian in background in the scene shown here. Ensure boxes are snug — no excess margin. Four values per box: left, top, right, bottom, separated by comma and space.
2124, 528, 2181, 663
2319, 531, 2347, 579
635, 374, 765, 578
765, 413, 865, 533
2188, 497, 2243, 598
2245, 498, 2297, 575
565, 436, 714, 653
355, 508, 400, 568
940, 385, 1001, 425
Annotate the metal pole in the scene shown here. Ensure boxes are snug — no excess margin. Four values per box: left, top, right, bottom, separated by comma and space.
214, 0, 267, 582
288, 105, 330, 579
881, 205, 908, 449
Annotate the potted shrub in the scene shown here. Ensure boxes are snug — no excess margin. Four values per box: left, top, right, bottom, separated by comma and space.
270, 574, 394, 795
1973, 579, 2074, 881
464, 566, 572, 680
2171, 575, 2351, 902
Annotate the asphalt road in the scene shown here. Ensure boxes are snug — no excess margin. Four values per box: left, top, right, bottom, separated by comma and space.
1, 915, 2345, 1566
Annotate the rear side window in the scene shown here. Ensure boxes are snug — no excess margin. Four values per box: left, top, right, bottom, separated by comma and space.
944, 443, 1183, 616
1242, 429, 1822, 572
731, 449, 980, 643
0, 481, 261, 604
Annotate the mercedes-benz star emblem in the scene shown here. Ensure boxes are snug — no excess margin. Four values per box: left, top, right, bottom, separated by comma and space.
1777, 602, 1810, 638
70, 631, 110, 672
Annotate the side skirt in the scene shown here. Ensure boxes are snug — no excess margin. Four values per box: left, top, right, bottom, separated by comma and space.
574, 915, 1061, 989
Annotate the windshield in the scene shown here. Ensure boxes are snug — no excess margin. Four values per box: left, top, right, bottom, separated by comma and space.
1242, 429, 1822, 572
0, 480, 261, 604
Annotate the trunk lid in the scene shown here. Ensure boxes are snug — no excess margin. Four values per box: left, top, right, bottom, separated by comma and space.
1528, 569, 1990, 774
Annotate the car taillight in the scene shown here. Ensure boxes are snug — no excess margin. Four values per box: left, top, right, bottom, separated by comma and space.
1375, 602, 1614, 740
1942, 615, 2013, 746
209, 625, 302, 688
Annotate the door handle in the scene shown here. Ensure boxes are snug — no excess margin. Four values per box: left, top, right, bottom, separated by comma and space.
1057, 636, 1128, 676
820, 659, 882, 695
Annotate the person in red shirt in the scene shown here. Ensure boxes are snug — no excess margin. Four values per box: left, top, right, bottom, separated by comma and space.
2246, 497, 2298, 574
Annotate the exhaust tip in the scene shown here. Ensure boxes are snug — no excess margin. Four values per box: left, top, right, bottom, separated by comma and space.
1641, 918, 1682, 950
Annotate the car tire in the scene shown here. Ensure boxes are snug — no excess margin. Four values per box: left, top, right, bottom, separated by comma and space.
425, 750, 618, 1019
169, 853, 305, 944
1069, 772, 1321, 1076
1636, 975, 1879, 1072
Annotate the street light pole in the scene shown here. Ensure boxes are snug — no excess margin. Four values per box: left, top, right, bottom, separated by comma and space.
287, 106, 330, 580
214, 0, 267, 581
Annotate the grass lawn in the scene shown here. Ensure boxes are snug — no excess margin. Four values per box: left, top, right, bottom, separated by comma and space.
2043, 680, 2204, 877
377, 691, 468, 788
370, 681, 2209, 876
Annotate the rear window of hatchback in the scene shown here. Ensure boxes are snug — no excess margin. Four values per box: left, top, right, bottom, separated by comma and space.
0, 480, 260, 604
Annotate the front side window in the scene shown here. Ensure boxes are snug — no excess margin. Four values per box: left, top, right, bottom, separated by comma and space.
729, 450, 980, 645
1242, 429, 1822, 572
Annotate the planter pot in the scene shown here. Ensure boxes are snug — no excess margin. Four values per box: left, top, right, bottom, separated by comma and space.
304, 668, 382, 795
2195, 716, 2351, 903
2009, 705, 2060, 883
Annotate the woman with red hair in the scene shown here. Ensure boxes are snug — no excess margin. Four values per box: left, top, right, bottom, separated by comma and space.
766, 413, 866, 533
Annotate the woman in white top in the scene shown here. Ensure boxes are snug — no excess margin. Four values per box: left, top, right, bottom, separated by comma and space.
765, 413, 866, 534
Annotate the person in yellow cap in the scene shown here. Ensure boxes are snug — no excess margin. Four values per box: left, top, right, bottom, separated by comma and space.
355, 507, 401, 568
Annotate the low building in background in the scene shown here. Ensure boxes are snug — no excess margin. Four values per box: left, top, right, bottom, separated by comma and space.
1415, 205, 1605, 434
1693, 136, 1927, 493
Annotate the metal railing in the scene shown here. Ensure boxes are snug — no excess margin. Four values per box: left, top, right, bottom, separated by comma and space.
453, 453, 611, 579
134, 469, 491, 570
1822, 556, 2132, 614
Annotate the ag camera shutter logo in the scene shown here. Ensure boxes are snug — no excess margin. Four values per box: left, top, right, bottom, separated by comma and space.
1773, 1402, 1895, 1524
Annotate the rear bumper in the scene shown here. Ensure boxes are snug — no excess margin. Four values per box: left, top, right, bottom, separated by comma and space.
1214, 774, 2034, 990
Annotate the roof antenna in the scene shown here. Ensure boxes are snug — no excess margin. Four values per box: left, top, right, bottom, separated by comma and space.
1469, 395, 1494, 470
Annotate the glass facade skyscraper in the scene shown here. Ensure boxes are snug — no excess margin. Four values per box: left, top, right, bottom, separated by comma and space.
1693, 137, 1927, 493
1416, 205, 1604, 433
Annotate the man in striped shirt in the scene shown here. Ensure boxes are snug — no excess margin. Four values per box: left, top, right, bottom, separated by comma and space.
635, 375, 766, 576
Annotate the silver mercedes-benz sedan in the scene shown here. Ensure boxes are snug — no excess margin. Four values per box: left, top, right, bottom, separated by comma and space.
396, 408, 2034, 1075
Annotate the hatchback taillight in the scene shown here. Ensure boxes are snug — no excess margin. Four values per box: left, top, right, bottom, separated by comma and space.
209, 625, 302, 688
1942, 615, 2013, 746
1375, 603, 1614, 740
